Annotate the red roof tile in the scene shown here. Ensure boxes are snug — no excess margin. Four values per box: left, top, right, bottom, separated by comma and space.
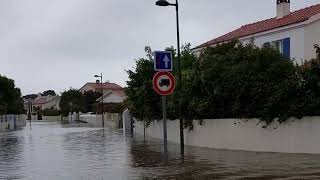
194, 4, 320, 49
84, 82, 123, 91
33, 97, 48, 105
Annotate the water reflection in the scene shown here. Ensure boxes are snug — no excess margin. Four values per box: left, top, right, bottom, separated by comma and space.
0, 131, 25, 179
0, 121, 320, 179
129, 137, 320, 180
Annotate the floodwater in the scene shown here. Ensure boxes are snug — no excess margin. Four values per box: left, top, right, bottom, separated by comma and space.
1, 121, 320, 180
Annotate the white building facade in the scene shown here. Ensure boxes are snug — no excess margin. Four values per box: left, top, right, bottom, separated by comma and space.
193, 1, 320, 65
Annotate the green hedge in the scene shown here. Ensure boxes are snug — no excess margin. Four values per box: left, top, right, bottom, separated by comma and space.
42, 109, 61, 116
125, 42, 320, 126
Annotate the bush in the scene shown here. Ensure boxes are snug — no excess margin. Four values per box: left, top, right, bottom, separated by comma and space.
125, 41, 320, 127
188, 41, 301, 124
42, 109, 61, 116
0, 75, 24, 114
59, 89, 85, 116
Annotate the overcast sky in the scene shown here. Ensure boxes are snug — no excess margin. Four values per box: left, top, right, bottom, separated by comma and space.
0, 0, 319, 95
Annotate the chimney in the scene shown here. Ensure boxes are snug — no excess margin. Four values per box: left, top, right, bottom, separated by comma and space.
277, 0, 291, 18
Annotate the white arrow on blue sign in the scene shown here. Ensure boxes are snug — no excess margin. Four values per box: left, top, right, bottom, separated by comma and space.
154, 51, 173, 72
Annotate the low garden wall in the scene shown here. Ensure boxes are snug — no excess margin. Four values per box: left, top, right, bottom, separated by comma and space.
79, 113, 121, 128
135, 117, 320, 154
42, 116, 61, 121
0, 114, 26, 132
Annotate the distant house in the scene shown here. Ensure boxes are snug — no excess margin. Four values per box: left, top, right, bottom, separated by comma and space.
96, 90, 126, 114
79, 81, 123, 94
193, 1, 320, 64
96, 90, 126, 104
31, 95, 61, 111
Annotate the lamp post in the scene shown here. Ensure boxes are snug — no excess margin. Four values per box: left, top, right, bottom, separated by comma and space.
156, 0, 184, 155
94, 73, 105, 128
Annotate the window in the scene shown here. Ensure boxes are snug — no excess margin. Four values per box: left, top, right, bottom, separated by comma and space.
263, 38, 290, 59
271, 40, 283, 54
263, 42, 271, 48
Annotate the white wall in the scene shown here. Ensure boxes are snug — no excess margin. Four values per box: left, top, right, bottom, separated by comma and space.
103, 94, 125, 103
304, 19, 320, 61
0, 114, 26, 132
80, 84, 95, 93
42, 116, 61, 121
241, 26, 305, 64
42, 96, 60, 110
79, 113, 120, 128
16, 114, 27, 127
135, 117, 320, 154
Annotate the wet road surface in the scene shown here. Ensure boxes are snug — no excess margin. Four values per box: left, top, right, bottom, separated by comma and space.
1, 121, 320, 180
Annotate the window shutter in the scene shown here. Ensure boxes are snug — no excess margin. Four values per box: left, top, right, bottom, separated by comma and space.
282, 38, 290, 59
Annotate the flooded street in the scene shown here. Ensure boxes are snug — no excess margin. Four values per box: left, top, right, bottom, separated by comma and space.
1, 121, 320, 180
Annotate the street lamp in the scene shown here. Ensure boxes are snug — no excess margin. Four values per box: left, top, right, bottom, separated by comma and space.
156, 0, 184, 155
94, 73, 105, 128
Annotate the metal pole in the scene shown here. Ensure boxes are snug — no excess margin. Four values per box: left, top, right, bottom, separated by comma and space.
175, 0, 184, 155
130, 114, 134, 137
143, 119, 146, 142
101, 73, 105, 128
71, 103, 73, 123
162, 96, 168, 154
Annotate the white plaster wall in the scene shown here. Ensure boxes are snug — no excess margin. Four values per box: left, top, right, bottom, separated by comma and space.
80, 114, 101, 127
42, 116, 61, 121
135, 117, 320, 154
16, 114, 27, 127
0, 114, 26, 132
42, 96, 60, 110
79, 113, 120, 128
103, 94, 125, 103
304, 19, 320, 61
241, 26, 305, 64
80, 84, 95, 93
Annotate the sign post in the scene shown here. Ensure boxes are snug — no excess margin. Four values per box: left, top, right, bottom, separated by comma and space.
162, 96, 167, 154
153, 69, 175, 154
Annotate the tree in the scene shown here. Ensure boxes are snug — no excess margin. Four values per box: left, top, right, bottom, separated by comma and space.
83, 90, 102, 113
42, 90, 56, 96
59, 89, 84, 116
125, 44, 197, 126
189, 41, 300, 124
0, 75, 24, 114
124, 58, 161, 126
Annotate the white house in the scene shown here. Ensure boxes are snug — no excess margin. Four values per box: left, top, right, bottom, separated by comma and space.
96, 90, 126, 104
193, 1, 320, 64
32, 95, 61, 111
79, 81, 123, 94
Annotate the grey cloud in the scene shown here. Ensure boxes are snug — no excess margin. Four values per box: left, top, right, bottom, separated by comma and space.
0, 0, 318, 94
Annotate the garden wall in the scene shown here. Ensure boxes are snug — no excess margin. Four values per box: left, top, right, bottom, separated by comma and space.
135, 117, 320, 154
79, 113, 121, 129
0, 114, 26, 132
